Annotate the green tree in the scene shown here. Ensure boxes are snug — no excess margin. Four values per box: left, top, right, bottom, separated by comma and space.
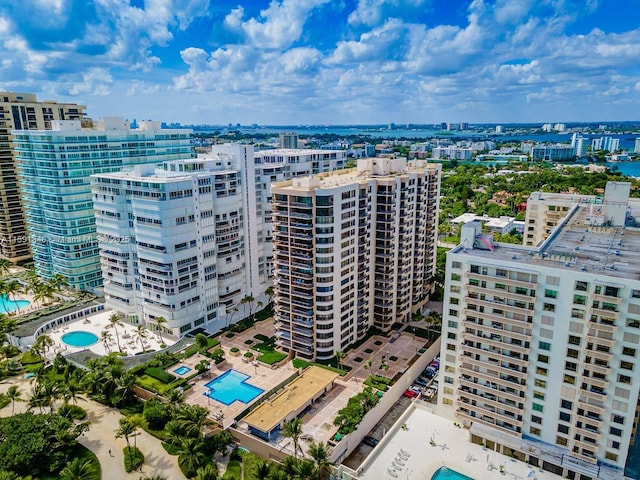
293, 459, 318, 479
135, 325, 149, 351
195, 333, 208, 352
116, 417, 136, 467
177, 437, 208, 479
6, 385, 23, 415
155, 316, 168, 344
3, 280, 22, 314
334, 351, 346, 371
282, 417, 304, 459
59, 458, 97, 480
264, 286, 275, 307
308, 441, 332, 480
0, 258, 12, 276
194, 463, 218, 480
107, 313, 124, 352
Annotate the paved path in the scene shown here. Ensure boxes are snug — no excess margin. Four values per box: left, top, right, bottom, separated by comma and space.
0, 376, 185, 480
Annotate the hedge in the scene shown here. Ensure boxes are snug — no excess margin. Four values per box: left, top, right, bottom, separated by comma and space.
21, 351, 43, 365
145, 367, 175, 384
254, 333, 270, 342
123, 446, 144, 472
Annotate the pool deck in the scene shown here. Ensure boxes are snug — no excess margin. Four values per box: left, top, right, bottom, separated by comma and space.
347, 402, 563, 480
45, 310, 171, 357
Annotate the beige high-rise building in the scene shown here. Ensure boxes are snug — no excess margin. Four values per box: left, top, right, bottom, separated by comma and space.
271, 157, 440, 360
0, 92, 86, 262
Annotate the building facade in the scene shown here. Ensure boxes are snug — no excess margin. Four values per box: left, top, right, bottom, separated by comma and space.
271, 157, 440, 360
438, 182, 640, 480
278, 132, 299, 149
0, 92, 86, 262
13, 118, 194, 290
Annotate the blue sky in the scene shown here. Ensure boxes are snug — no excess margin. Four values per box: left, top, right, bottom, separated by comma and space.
1, 0, 639, 125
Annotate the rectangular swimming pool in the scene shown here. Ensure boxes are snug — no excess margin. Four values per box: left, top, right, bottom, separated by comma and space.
204, 369, 264, 406
173, 365, 192, 376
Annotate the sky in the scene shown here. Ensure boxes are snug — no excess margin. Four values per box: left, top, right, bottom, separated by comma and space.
1, 0, 639, 125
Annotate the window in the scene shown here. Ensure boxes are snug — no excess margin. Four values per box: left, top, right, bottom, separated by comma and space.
452, 261, 461, 269
534, 379, 547, 388
539, 341, 551, 351
543, 303, 555, 312
448, 321, 458, 328
610, 427, 622, 437
563, 375, 575, 385
531, 415, 543, 424
530, 426, 541, 436
611, 414, 624, 425
575, 281, 588, 291
561, 400, 572, 410
533, 403, 544, 412
605, 452, 618, 462
538, 354, 549, 363
451, 273, 461, 281
618, 374, 632, 384
559, 412, 570, 422
533, 391, 545, 400
623, 347, 637, 357
545, 289, 557, 299
558, 425, 569, 434
449, 309, 458, 317
556, 436, 568, 446
620, 361, 634, 371
536, 367, 548, 376
632, 289, 640, 299
573, 294, 587, 305
568, 335, 581, 346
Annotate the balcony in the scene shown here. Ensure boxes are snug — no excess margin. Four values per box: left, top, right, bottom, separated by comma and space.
466, 271, 537, 288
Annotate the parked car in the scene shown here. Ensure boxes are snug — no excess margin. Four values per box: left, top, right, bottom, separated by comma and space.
403, 389, 418, 398
363, 436, 380, 447
410, 385, 422, 394
414, 377, 428, 387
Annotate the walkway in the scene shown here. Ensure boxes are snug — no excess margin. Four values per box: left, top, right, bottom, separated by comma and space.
0, 376, 185, 480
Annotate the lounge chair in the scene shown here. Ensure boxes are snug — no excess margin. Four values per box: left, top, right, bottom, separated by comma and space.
387, 468, 398, 478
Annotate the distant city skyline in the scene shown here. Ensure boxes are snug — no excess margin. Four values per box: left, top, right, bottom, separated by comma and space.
1, 0, 639, 125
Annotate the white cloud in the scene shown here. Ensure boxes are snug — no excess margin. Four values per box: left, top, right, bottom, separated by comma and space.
65, 67, 114, 96
348, 0, 431, 27
235, 0, 331, 50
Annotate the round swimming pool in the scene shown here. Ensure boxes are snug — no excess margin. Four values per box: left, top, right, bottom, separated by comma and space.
61, 331, 99, 348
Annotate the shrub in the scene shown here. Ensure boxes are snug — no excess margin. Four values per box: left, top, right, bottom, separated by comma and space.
364, 348, 373, 354
389, 356, 398, 362
244, 339, 253, 345
225, 332, 235, 339
222, 459, 242, 480
210, 348, 225, 364
143, 398, 171, 430
229, 447, 242, 461
374, 340, 383, 346
58, 403, 87, 420
243, 351, 254, 358
144, 367, 176, 384
123, 446, 144, 472
230, 347, 240, 353
254, 333, 270, 342
20, 351, 42, 365
353, 357, 363, 363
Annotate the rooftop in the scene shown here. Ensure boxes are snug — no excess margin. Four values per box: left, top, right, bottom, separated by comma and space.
453, 204, 640, 281
243, 366, 338, 433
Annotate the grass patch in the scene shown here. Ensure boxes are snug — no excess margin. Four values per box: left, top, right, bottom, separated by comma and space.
244, 351, 254, 358
252, 339, 277, 353
222, 459, 242, 479
136, 374, 171, 395
230, 347, 240, 353
183, 338, 220, 357
123, 446, 144, 473
20, 351, 42, 365
256, 351, 287, 365
364, 374, 393, 392
293, 358, 349, 377
292, 358, 311, 370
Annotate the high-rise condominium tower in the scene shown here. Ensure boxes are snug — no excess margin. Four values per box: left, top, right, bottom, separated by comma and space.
271, 157, 441, 360
93, 145, 347, 335
13, 118, 194, 290
439, 182, 639, 480
0, 92, 86, 262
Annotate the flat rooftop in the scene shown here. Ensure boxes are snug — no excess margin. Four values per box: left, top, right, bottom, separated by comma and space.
244, 366, 338, 433
453, 204, 640, 281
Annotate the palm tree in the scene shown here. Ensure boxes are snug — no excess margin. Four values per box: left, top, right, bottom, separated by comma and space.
32, 334, 54, 357
63, 374, 85, 406
127, 414, 146, 450
282, 417, 304, 458
334, 351, 346, 371
100, 329, 113, 353
49, 273, 68, 293
308, 441, 332, 480
6, 385, 23, 415
177, 437, 208, 478
256, 460, 271, 480
280, 456, 299, 478
3, 280, 22, 314
0, 279, 7, 312
194, 464, 218, 480
165, 419, 190, 445
225, 306, 238, 330
267, 469, 289, 480
265, 286, 275, 307
108, 312, 124, 352
240, 294, 255, 321
293, 459, 318, 480
115, 371, 138, 406
0, 258, 11, 276
134, 325, 148, 351
59, 457, 97, 480
155, 316, 168, 343
138, 476, 167, 480
116, 417, 136, 465
166, 389, 184, 409
174, 404, 211, 438
33, 282, 54, 306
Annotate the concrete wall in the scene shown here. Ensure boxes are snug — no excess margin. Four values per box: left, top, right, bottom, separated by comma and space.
328, 338, 441, 464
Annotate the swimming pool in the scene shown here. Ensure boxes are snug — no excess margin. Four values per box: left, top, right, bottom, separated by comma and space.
174, 365, 192, 375
204, 369, 264, 405
431, 467, 474, 480
0, 294, 30, 314
61, 331, 99, 348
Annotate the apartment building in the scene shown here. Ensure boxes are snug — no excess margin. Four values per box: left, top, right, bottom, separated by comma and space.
253, 148, 347, 279
523, 183, 631, 247
0, 92, 86, 262
271, 157, 440, 360
439, 182, 640, 480
12, 118, 194, 290
92, 158, 247, 336
278, 132, 299, 149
